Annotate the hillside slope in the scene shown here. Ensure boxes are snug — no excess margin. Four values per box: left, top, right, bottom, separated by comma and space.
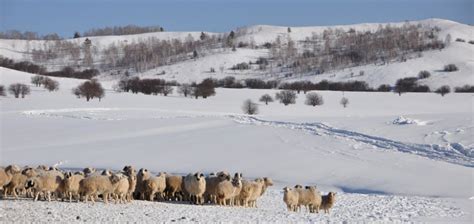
1, 18, 473, 88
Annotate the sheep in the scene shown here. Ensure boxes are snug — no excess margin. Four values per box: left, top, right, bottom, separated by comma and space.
24, 174, 62, 202
79, 174, 121, 204
122, 165, 136, 177
126, 174, 137, 202
238, 177, 273, 207
320, 192, 336, 214
165, 175, 184, 201
112, 173, 130, 204
283, 187, 299, 212
0, 165, 21, 198
142, 172, 167, 201
295, 185, 322, 213
62, 172, 84, 203
4, 172, 28, 199
216, 173, 243, 206
204, 171, 231, 204
83, 167, 96, 176
184, 172, 206, 205
134, 168, 151, 200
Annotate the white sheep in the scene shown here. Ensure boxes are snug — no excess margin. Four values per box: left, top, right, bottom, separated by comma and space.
142, 172, 167, 201
205, 171, 231, 204
62, 172, 84, 203
283, 187, 299, 212
295, 185, 322, 213
0, 165, 21, 197
79, 174, 121, 204
238, 177, 273, 207
24, 174, 62, 202
184, 172, 206, 205
4, 172, 28, 199
112, 173, 130, 203
216, 173, 243, 206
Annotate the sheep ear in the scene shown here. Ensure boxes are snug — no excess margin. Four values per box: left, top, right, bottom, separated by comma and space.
200, 173, 204, 177
240, 173, 243, 177
194, 173, 198, 178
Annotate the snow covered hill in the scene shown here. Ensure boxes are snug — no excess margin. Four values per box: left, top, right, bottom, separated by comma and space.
1, 67, 473, 222
1, 18, 473, 89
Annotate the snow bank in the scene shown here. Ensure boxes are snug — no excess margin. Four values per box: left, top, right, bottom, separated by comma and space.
0, 189, 469, 223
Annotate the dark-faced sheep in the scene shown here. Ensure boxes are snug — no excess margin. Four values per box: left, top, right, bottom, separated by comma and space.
25, 174, 62, 202
320, 192, 336, 214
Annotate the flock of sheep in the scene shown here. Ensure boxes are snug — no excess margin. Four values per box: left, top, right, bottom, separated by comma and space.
0, 165, 336, 214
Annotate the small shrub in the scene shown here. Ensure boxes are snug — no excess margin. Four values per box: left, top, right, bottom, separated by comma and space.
231, 62, 250, 70
418, 70, 431, 79
73, 79, 105, 101
43, 78, 59, 92
468, 40, 474, 45
455, 38, 465, 42
259, 94, 274, 105
8, 83, 30, 98
443, 64, 458, 72
242, 99, 259, 115
340, 97, 349, 108
0, 85, 5, 96
377, 84, 391, 92
275, 90, 297, 106
435, 85, 450, 96
305, 93, 324, 107
454, 85, 474, 93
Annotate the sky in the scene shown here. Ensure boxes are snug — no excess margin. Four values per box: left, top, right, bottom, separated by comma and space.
0, 0, 472, 38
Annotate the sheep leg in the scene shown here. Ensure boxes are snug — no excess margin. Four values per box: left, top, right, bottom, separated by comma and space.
46, 191, 51, 202
34, 191, 40, 201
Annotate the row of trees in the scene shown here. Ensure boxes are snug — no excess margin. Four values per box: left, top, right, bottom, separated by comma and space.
243, 91, 349, 115
0, 30, 61, 40
268, 23, 445, 76
116, 77, 216, 99
0, 57, 100, 79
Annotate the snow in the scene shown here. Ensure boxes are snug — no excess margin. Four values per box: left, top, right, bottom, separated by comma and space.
392, 116, 427, 125
0, 190, 470, 223
1, 29, 474, 222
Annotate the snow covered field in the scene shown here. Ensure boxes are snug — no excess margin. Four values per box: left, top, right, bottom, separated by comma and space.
1, 67, 473, 222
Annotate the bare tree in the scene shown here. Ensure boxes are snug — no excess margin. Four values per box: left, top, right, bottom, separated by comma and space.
73, 79, 105, 101
0, 85, 5, 96
305, 92, 324, 107
435, 85, 450, 96
31, 75, 45, 87
340, 97, 349, 108
178, 84, 192, 97
242, 99, 259, 115
162, 84, 173, 96
275, 90, 297, 106
259, 94, 273, 105
43, 78, 59, 92
8, 83, 30, 98
197, 78, 216, 98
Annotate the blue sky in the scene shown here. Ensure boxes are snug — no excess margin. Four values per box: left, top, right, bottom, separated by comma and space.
1, 0, 472, 37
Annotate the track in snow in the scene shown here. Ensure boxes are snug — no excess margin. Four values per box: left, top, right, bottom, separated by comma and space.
230, 115, 474, 167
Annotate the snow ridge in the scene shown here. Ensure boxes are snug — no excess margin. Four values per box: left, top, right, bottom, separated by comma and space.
230, 115, 474, 167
